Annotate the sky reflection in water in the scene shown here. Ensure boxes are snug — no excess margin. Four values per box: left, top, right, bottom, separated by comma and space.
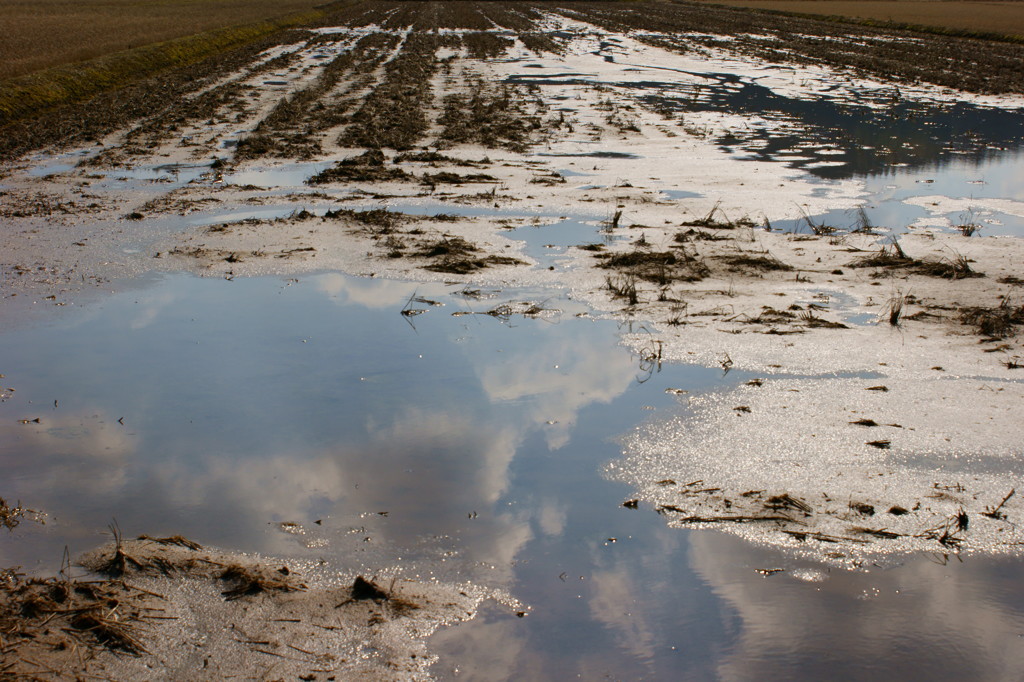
2, 272, 1024, 679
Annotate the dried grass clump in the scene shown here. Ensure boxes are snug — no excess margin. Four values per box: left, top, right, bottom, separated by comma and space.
850, 241, 981, 279
70, 610, 147, 654
675, 228, 728, 243
308, 150, 413, 184
680, 202, 755, 230
717, 252, 793, 272
416, 235, 524, 274
462, 31, 515, 59
136, 534, 203, 550
340, 575, 420, 617
606, 274, 639, 305
599, 248, 710, 284
95, 529, 185, 577
0, 573, 151, 657
800, 310, 849, 329
219, 563, 305, 601
437, 79, 542, 152
421, 171, 498, 186
850, 241, 915, 269
886, 292, 906, 326
915, 254, 983, 280
960, 297, 1024, 338
393, 150, 483, 167
745, 306, 798, 325
324, 207, 404, 231
0, 497, 35, 530
519, 32, 565, 55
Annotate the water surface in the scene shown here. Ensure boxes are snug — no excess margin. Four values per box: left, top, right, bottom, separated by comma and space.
2, 270, 1023, 680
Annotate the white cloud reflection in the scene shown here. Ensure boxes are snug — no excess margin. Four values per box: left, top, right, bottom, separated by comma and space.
0, 412, 137, 497
314, 272, 425, 308
688, 531, 1024, 680
477, 332, 637, 449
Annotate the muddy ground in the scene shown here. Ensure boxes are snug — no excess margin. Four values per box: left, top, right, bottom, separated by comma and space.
2, 1, 1024, 677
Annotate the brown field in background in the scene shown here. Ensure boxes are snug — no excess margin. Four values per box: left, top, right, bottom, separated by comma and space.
0, 0, 328, 80
694, 0, 1024, 37
4, 0, 1024, 83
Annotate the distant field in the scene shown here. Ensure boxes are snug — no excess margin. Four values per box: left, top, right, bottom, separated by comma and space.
694, 0, 1024, 38
0, 0, 329, 80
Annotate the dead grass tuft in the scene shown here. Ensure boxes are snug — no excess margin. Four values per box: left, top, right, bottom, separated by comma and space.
600, 248, 709, 284
959, 297, 1024, 338
1, 573, 153, 657
340, 575, 421, 617
324, 207, 404, 231
915, 254, 983, 280
717, 252, 793, 272
680, 201, 755, 230
219, 563, 305, 601
308, 150, 413, 185
416, 235, 524, 274
0, 497, 38, 530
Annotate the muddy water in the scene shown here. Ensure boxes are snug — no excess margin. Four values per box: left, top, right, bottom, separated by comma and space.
2, 260, 1024, 679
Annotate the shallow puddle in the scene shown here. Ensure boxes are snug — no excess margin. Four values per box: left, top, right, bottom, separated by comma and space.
512, 29, 1024, 237
3, 270, 1023, 679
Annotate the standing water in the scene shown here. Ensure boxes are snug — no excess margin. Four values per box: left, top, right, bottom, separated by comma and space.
2, 264, 1023, 679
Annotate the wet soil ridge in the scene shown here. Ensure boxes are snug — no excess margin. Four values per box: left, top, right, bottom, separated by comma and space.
0, 537, 487, 679
235, 32, 404, 161
341, 31, 457, 151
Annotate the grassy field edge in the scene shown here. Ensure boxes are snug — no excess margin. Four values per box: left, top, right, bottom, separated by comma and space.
0, 6, 333, 127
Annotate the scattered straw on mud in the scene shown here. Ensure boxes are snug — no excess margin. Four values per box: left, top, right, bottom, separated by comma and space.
1, 535, 494, 679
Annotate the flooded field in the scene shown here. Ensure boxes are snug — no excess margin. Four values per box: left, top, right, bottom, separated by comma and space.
2, 2, 1024, 679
